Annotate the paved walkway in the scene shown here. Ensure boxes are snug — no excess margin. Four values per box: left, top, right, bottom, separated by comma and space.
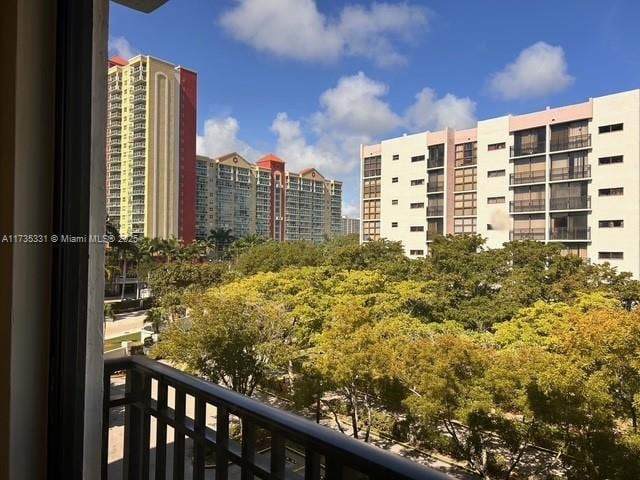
105, 309, 147, 339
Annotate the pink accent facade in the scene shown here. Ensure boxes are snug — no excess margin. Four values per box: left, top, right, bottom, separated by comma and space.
509, 101, 593, 131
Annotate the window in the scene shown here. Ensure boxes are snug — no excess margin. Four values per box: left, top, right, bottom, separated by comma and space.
410, 226, 424, 232
411, 179, 425, 186
363, 178, 381, 198
454, 167, 477, 191
599, 251, 624, 260
487, 169, 505, 177
488, 142, 506, 151
363, 155, 381, 177
392, 154, 399, 161
599, 188, 624, 196
362, 199, 381, 220
454, 192, 477, 216
363, 221, 380, 241
455, 141, 477, 167
454, 217, 477, 234
410, 202, 425, 209
391, 199, 398, 205
599, 220, 624, 228
487, 196, 505, 204
411, 155, 425, 163
599, 155, 623, 165
391, 222, 398, 228
409, 249, 424, 255
391, 177, 398, 183
599, 123, 623, 133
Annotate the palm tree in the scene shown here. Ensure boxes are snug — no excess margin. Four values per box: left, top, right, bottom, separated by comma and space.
207, 228, 235, 258
115, 238, 139, 301
227, 233, 266, 260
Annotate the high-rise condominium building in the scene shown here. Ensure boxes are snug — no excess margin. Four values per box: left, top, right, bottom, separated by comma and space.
196, 153, 342, 242
341, 216, 361, 236
361, 89, 640, 277
106, 55, 197, 242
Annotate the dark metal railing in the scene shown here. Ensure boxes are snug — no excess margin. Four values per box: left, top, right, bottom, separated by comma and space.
549, 165, 591, 181
549, 195, 591, 211
509, 199, 545, 213
510, 141, 545, 158
549, 133, 591, 152
426, 181, 445, 193
510, 228, 546, 241
509, 171, 546, 185
549, 226, 591, 240
103, 356, 449, 480
426, 230, 442, 241
427, 159, 444, 169
426, 205, 444, 216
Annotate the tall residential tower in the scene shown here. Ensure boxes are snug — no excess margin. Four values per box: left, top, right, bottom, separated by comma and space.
106, 55, 197, 242
361, 89, 640, 277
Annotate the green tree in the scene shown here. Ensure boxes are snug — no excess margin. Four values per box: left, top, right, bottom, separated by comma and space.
207, 228, 236, 258
154, 289, 293, 396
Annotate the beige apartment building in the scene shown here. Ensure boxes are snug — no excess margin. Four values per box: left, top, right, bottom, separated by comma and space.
196, 153, 343, 242
361, 89, 640, 277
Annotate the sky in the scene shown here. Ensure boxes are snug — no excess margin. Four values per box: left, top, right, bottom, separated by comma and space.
109, 0, 640, 217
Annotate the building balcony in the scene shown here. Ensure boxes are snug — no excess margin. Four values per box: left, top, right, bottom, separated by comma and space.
426, 205, 444, 216
109, 103, 122, 111
549, 227, 591, 241
427, 159, 444, 169
549, 196, 591, 211
549, 165, 591, 181
133, 94, 146, 103
510, 228, 545, 241
426, 181, 445, 193
509, 171, 546, 185
509, 199, 545, 213
104, 356, 445, 480
550, 133, 591, 152
510, 141, 545, 158
133, 123, 145, 131
426, 230, 442, 241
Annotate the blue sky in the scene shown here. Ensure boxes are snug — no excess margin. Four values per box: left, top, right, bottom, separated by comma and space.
109, 0, 640, 216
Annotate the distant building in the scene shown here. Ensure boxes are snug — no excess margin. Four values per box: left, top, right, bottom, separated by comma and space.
341, 216, 360, 236
196, 153, 342, 242
361, 89, 640, 276
106, 54, 197, 242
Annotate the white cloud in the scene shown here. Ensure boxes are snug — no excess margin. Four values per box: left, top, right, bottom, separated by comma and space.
196, 117, 261, 161
342, 202, 360, 218
489, 42, 574, 100
108, 36, 138, 60
219, 0, 428, 67
405, 88, 477, 131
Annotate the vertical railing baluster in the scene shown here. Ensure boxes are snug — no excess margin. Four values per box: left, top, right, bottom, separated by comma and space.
215, 407, 229, 480
102, 368, 111, 480
123, 368, 151, 480
304, 448, 321, 480
240, 420, 256, 480
193, 397, 206, 480
270, 432, 286, 478
325, 456, 343, 480
173, 390, 186, 480
141, 374, 152, 479
155, 379, 168, 480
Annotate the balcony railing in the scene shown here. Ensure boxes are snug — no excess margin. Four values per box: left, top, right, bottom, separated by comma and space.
550, 133, 591, 152
510, 228, 545, 241
427, 159, 444, 169
509, 171, 546, 185
510, 141, 545, 158
426, 205, 444, 216
426, 230, 442, 241
509, 199, 545, 213
549, 226, 591, 240
549, 195, 591, 211
103, 356, 448, 480
426, 181, 445, 193
549, 165, 591, 181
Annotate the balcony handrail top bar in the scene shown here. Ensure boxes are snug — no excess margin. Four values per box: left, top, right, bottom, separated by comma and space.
549, 133, 592, 151
105, 356, 450, 480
